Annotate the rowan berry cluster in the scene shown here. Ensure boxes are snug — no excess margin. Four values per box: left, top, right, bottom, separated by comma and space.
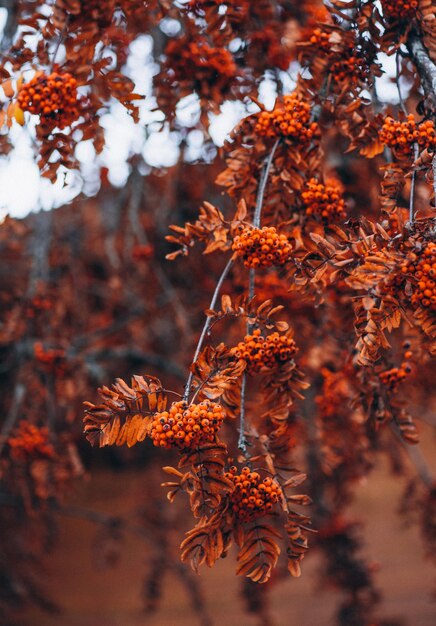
380, 0, 418, 21
249, 27, 292, 71
34, 342, 66, 374
132, 244, 154, 261
254, 94, 319, 142
307, 28, 331, 51
301, 178, 346, 223
379, 115, 436, 157
232, 226, 292, 268
379, 363, 412, 391
150, 400, 226, 449
330, 52, 370, 86
230, 329, 297, 373
17, 72, 80, 130
166, 40, 237, 80
55, 0, 113, 18
8, 422, 55, 461
225, 466, 283, 523
401, 242, 436, 310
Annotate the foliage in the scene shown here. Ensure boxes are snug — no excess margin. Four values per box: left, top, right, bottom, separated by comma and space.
0, 1, 436, 625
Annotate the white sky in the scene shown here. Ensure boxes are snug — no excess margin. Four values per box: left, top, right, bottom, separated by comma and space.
0, 11, 400, 220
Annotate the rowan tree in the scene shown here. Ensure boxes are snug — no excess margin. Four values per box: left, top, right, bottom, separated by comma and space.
1, 1, 436, 625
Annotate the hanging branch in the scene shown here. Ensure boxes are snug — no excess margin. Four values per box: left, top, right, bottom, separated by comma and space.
238, 373, 248, 455
409, 143, 419, 225
183, 257, 233, 402
51, 15, 70, 69
253, 138, 280, 228
396, 51, 408, 115
397, 48, 420, 225
239, 139, 281, 453
0, 383, 25, 458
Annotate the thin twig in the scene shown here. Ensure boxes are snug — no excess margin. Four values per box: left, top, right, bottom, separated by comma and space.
253, 138, 280, 228
51, 16, 70, 69
0, 383, 25, 457
395, 51, 408, 115
409, 143, 419, 225
183, 257, 233, 402
127, 169, 190, 334
238, 372, 248, 455
238, 139, 280, 452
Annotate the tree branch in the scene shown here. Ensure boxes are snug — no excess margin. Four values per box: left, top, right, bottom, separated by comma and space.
407, 30, 436, 110
183, 257, 233, 402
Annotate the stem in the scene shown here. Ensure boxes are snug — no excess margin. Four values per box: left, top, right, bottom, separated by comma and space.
238, 372, 248, 455
253, 138, 280, 228
0, 384, 25, 457
238, 139, 280, 452
432, 153, 436, 202
183, 257, 233, 402
51, 16, 70, 69
395, 51, 408, 115
409, 143, 419, 225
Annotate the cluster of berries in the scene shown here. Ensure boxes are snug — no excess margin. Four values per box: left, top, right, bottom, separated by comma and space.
330, 53, 370, 86
34, 342, 66, 374
230, 329, 297, 373
379, 115, 436, 157
26, 295, 52, 318
301, 178, 346, 223
254, 94, 319, 142
249, 27, 292, 71
225, 466, 283, 523
380, 0, 418, 21
401, 242, 436, 310
8, 422, 55, 461
17, 72, 80, 130
55, 0, 111, 17
150, 400, 226, 449
132, 244, 154, 261
232, 226, 292, 268
166, 40, 237, 80
306, 27, 331, 51
379, 364, 412, 391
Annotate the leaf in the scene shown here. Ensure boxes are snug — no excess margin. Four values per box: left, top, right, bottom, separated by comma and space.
13, 106, 25, 126
221, 294, 232, 312
83, 376, 167, 448
235, 522, 281, 584
2, 79, 14, 98
234, 199, 247, 221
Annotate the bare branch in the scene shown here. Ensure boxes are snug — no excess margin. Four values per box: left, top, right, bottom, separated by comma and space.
184, 257, 233, 401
